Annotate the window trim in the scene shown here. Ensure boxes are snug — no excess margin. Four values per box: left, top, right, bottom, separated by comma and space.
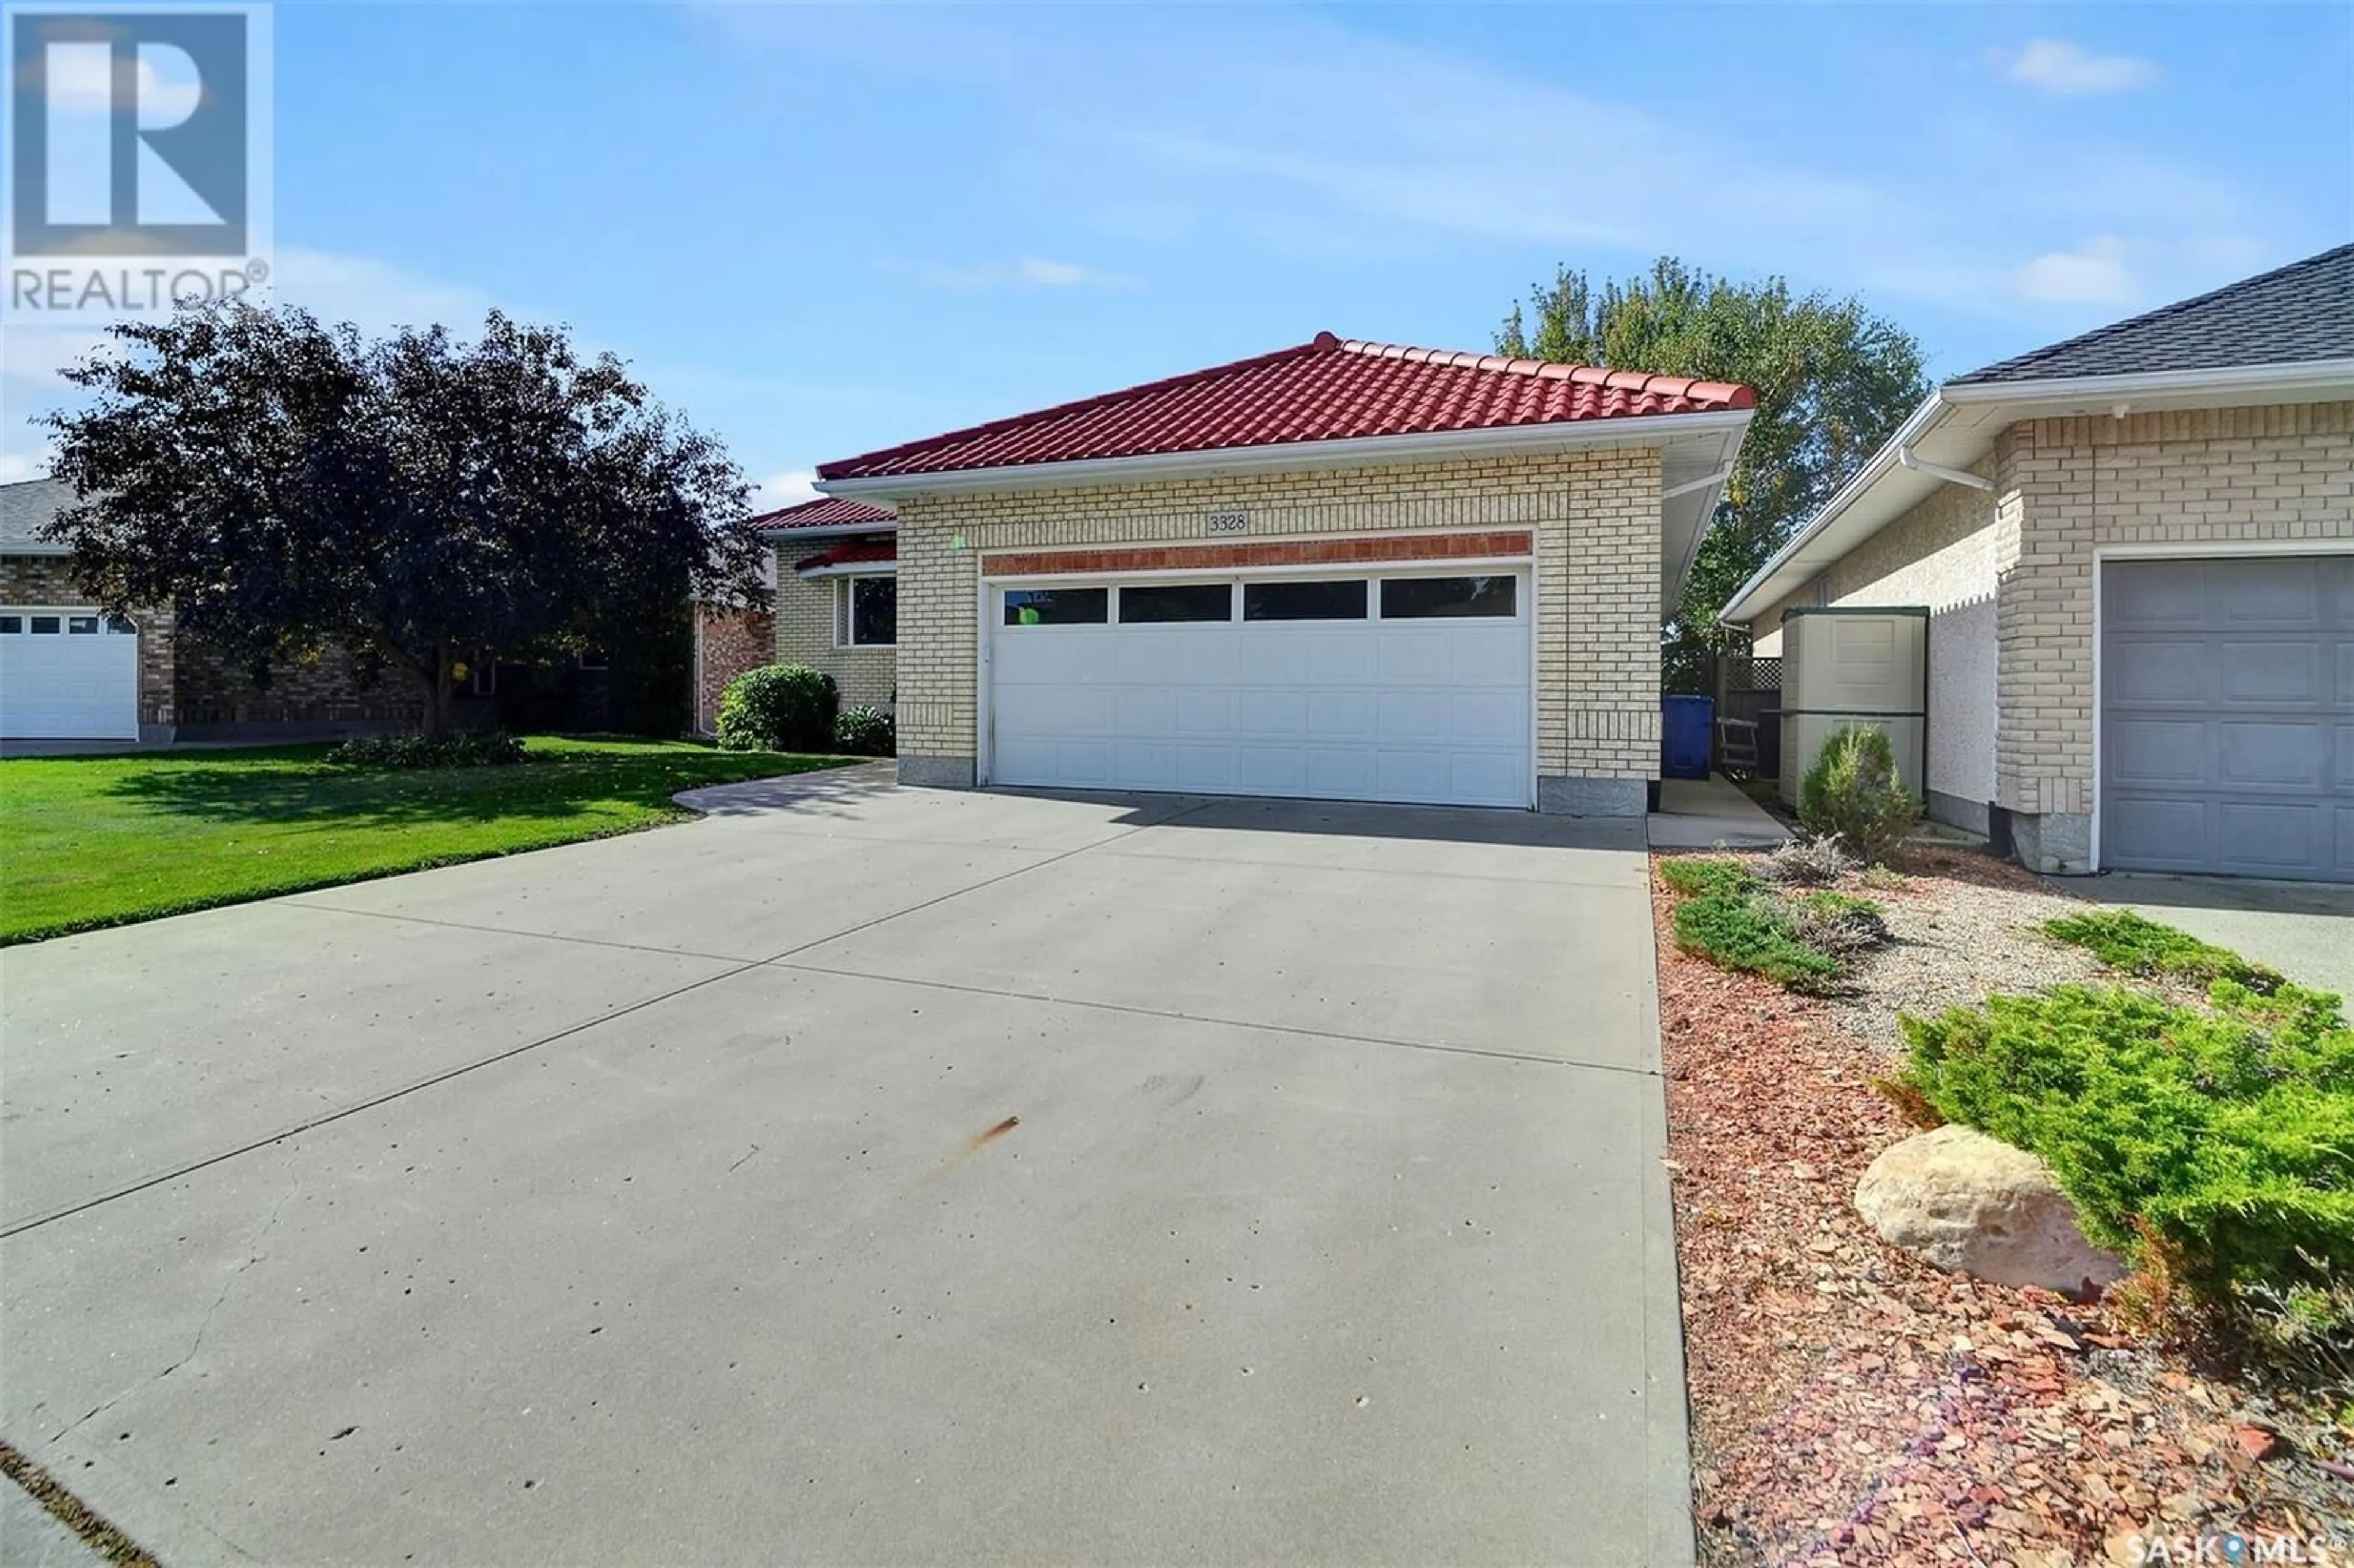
1000, 586, 1111, 628
1242, 577, 1369, 623
1376, 572, 1521, 621
837, 573, 898, 649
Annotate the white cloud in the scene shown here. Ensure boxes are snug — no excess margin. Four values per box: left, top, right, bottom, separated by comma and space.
2, 251, 500, 471
0, 449, 52, 484
42, 42, 203, 121
891, 256, 1135, 289
263, 248, 499, 335
2013, 238, 2138, 305
2003, 39, 2160, 96
753, 469, 820, 510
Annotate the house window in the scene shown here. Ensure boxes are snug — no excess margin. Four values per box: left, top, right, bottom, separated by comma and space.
838, 575, 896, 647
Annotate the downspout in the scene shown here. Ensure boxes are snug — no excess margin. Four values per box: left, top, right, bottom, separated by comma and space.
1896, 447, 1993, 491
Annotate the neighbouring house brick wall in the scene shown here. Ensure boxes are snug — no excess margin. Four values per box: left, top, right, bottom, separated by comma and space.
1748, 457, 2002, 826
1990, 401, 2354, 862
1, 552, 176, 731
693, 601, 776, 733
771, 544, 897, 710
888, 447, 1666, 802
173, 637, 424, 728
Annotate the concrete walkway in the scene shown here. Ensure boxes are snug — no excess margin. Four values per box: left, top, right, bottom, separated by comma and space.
1, 1474, 106, 1567
1647, 772, 1790, 851
1, 777, 1692, 1566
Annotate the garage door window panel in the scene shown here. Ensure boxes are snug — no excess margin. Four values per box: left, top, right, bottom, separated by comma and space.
1005, 588, 1108, 626
1119, 584, 1232, 623
29, 616, 59, 634
1380, 575, 1517, 619
1243, 579, 1366, 622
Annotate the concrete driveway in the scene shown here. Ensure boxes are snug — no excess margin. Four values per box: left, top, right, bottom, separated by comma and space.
2062, 872, 2354, 1002
0, 771, 1689, 1566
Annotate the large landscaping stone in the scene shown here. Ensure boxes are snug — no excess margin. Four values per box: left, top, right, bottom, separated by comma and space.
1854, 1125, 2126, 1295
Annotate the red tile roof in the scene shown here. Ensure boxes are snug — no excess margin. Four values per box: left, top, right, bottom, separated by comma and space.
817, 332, 1754, 481
750, 495, 897, 531
793, 538, 897, 574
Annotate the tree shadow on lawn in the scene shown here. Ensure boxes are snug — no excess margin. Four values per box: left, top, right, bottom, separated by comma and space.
98, 757, 622, 830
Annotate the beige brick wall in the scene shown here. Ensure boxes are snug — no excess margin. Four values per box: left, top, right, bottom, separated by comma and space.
887, 447, 1666, 783
770, 546, 897, 710
1991, 400, 2354, 820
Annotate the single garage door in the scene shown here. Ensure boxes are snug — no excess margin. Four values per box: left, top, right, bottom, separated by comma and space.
988, 571, 1530, 807
0, 609, 139, 740
2101, 555, 2354, 881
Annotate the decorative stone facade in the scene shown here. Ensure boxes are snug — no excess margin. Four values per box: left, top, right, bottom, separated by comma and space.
886, 447, 1666, 813
770, 547, 896, 710
0, 552, 176, 735
693, 602, 777, 733
1741, 401, 2354, 869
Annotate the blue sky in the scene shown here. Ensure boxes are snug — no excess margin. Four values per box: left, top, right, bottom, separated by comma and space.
4, 2, 2349, 507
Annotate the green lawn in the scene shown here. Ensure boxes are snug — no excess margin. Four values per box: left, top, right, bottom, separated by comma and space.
0, 737, 853, 945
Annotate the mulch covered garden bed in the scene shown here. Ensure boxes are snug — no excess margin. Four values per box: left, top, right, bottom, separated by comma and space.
1657, 847, 2352, 1565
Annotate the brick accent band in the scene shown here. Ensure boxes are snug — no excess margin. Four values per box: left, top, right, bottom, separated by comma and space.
981, 530, 1534, 579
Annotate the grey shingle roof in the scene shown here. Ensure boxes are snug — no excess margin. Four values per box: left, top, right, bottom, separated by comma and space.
1951, 243, 2354, 385
0, 478, 73, 553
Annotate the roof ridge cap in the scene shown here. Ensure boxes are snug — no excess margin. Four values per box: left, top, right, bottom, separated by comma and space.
817, 337, 1341, 481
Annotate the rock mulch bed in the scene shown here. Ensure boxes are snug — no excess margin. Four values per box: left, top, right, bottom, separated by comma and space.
1656, 850, 2352, 1565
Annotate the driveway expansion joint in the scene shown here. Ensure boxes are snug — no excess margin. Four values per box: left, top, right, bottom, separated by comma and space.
4, 796, 1222, 1239
763, 957, 1666, 1078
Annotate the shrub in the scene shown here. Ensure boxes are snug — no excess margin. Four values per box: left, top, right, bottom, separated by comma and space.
1897, 982, 2354, 1301
1796, 726, 1918, 865
1671, 888, 1842, 992
1658, 856, 1760, 899
2044, 908, 2291, 997
1759, 834, 1858, 886
326, 731, 525, 769
715, 664, 838, 752
834, 705, 896, 757
1786, 889, 1892, 957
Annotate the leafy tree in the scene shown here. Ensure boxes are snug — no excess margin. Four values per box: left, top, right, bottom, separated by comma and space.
1499, 259, 1928, 691
41, 300, 767, 733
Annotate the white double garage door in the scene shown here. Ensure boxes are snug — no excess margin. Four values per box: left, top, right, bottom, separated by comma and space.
985, 567, 1531, 809
0, 607, 139, 739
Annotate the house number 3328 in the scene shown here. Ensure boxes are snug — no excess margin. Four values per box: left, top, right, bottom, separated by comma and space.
1205, 511, 1250, 535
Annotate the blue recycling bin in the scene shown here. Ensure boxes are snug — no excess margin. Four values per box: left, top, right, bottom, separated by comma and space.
1660, 695, 1714, 780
